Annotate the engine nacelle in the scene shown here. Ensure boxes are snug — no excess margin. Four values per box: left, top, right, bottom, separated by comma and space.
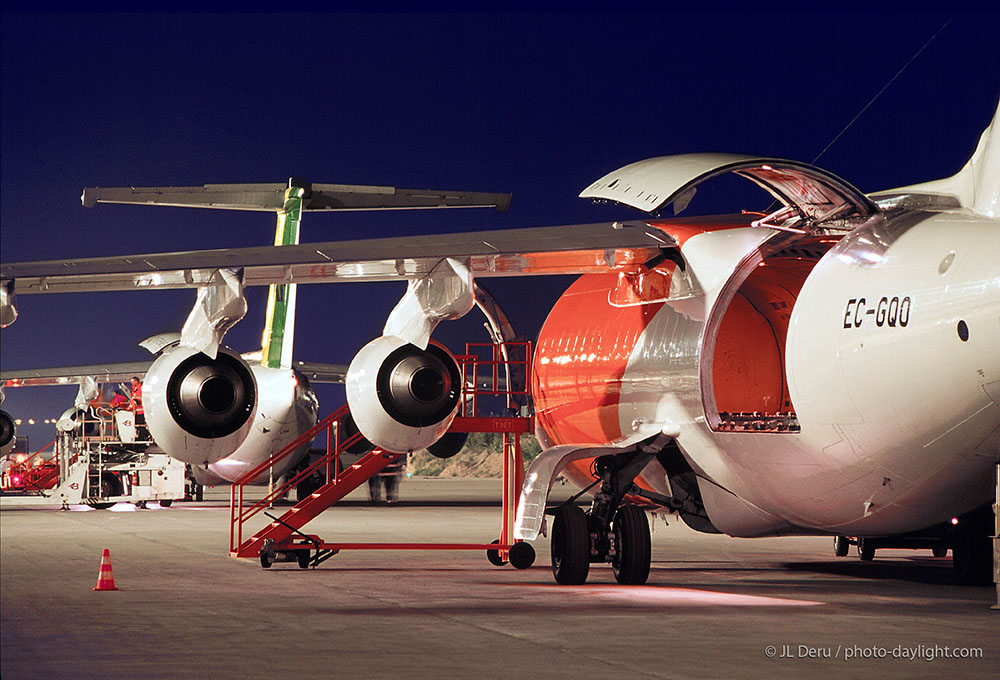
0, 409, 15, 456
346, 336, 461, 453
426, 431, 468, 459
144, 345, 257, 465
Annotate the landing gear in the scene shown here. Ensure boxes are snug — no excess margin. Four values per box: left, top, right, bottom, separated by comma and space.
857, 538, 876, 561
551, 505, 590, 585
833, 535, 850, 557
550, 449, 657, 586
612, 504, 650, 585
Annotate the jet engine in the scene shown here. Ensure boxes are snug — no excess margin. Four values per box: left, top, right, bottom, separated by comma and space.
426, 431, 468, 459
143, 345, 257, 465
0, 409, 15, 456
346, 336, 461, 453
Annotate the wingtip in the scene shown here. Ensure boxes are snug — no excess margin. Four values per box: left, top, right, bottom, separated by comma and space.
81, 188, 97, 208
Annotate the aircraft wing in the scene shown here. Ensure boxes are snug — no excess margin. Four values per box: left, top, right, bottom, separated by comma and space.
2, 221, 670, 295
1, 362, 153, 387
2, 360, 349, 388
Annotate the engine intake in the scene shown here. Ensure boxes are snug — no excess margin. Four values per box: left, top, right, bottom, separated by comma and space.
346, 336, 461, 453
166, 352, 256, 438
145, 346, 257, 464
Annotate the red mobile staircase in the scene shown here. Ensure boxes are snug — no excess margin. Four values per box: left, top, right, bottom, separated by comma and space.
229, 342, 535, 569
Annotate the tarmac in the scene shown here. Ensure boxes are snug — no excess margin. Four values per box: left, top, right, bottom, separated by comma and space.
2, 477, 997, 679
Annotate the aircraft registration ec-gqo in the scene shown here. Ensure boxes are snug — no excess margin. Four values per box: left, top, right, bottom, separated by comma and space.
2, 101, 998, 587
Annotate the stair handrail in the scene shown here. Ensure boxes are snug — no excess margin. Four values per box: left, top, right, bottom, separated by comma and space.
230, 404, 378, 552
231, 403, 348, 488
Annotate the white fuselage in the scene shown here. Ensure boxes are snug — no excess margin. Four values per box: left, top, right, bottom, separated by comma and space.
204, 366, 318, 484
539, 208, 999, 538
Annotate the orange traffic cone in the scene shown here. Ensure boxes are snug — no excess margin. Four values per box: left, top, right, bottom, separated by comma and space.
93, 548, 120, 591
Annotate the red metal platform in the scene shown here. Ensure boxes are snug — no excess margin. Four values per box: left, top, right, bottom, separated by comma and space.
229, 342, 534, 569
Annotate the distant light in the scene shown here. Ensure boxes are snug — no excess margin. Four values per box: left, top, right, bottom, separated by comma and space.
12, 476, 21, 485
14, 418, 22, 425
950, 517, 959, 525
15, 454, 26, 463
27, 419, 35, 425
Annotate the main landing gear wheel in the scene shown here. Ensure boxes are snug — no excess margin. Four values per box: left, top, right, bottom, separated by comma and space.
612, 504, 651, 585
551, 504, 590, 585
857, 538, 875, 561
486, 539, 507, 567
833, 536, 849, 557
508, 542, 536, 570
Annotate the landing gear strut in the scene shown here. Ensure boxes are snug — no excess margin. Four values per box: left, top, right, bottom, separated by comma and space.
549, 449, 655, 585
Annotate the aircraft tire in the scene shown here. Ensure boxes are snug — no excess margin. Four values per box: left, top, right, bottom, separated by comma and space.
612, 504, 651, 585
857, 538, 875, 561
551, 505, 589, 585
833, 536, 849, 557
932, 546, 948, 558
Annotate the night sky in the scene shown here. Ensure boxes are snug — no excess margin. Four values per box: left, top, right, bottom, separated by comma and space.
2, 11, 998, 448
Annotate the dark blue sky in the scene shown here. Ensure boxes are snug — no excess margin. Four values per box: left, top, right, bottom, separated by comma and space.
2, 11, 999, 446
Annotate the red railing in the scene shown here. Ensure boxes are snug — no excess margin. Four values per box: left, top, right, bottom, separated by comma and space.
229, 341, 535, 564
229, 404, 371, 553
1, 438, 58, 491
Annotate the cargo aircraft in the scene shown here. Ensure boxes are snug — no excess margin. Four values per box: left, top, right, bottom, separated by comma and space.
2, 102, 997, 586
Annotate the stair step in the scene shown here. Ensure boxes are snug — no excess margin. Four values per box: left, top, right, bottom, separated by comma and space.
234, 441, 398, 556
